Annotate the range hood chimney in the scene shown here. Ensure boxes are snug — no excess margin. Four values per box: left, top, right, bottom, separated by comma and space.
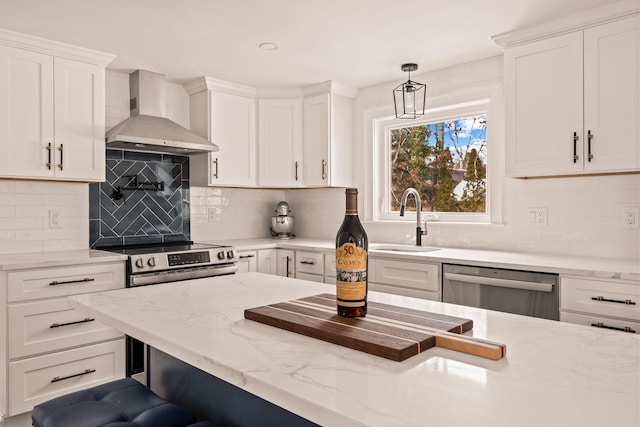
106, 70, 218, 154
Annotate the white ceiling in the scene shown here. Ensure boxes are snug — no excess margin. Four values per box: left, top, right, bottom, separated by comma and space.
0, 0, 624, 89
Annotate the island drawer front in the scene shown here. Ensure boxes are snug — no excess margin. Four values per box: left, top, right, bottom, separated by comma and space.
7, 338, 125, 416
561, 277, 640, 321
371, 283, 440, 301
374, 259, 440, 292
561, 311, 640, 334
9, 298, 124, 359
295, 251, 324, 275
7, 262, 125, 302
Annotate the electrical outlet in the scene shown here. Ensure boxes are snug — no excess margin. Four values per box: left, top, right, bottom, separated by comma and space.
528, 207, 547, 227
623, 206, 638, 228
49, 210, 61, 228
207, 207, 220, 222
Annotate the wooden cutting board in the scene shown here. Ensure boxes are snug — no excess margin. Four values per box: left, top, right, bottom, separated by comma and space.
244, 293, 506, 361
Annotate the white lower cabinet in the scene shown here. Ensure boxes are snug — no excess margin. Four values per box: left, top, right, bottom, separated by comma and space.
1, 260, 126, 417
8, 339, 125, 416
370, 257, 441, 301
236, 250, 258, 273
257, 249, 295, 278
295, 251, 324, 283
560, 276, 640, 334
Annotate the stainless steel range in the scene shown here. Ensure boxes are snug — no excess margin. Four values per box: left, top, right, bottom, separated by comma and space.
109, 242, 238, 287
100, 241, 237, 383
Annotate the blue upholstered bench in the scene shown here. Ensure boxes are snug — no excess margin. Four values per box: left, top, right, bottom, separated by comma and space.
31, 378, 216, 427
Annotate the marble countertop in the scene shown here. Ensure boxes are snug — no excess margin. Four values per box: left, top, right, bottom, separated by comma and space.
0, 248, 127, 271
69, 272, 640, 427
224, 238, 640, 281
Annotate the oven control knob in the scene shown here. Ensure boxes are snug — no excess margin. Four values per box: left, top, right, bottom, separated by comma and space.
217, 251, 226, 260
147, 257, 157, 267
134, 258, 144, 269
226, 250, 235, 259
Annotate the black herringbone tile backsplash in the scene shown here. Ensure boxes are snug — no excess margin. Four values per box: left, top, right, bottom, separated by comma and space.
89, 150, 190, 247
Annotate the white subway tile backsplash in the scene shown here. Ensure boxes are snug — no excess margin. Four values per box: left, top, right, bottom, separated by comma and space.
0, 180, 88, 255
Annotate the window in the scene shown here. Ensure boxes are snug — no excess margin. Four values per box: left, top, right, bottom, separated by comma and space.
374, 99, 496, 223
389, 114, 487, 214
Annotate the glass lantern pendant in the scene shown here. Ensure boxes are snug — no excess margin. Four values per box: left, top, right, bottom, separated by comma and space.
393, 63, 426, 119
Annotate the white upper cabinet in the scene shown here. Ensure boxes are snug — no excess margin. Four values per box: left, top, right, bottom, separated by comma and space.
258, 98, 303, 187
303, 84, 356, 187
187, 77, 257, 186
499, 10, 639, 178
0, 30, 112, 182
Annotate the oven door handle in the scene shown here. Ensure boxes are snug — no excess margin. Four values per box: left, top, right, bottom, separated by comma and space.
444, 272, 554, 293
130, 264, 238, 287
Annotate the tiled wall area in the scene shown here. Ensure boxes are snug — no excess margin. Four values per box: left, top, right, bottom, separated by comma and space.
0, 180, 89, 255
89, 150, 190, 247
190, 187, 286, 241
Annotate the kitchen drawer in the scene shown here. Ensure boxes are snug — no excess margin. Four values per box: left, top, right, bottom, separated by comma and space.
561, 311, 639, 334
560, 276, 640, 321
237, 250, 258, 273
8, 338, 125, 416
373, 259, 440, 292
372, 283, 440, 301
9, 298, 123, 359
295, 251, 324, 275
296, 272, 324, 283
7, 262, 125, 302
324, 253, 336, 278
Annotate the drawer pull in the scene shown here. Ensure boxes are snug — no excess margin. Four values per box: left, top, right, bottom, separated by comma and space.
300, 261, 316, 265
591, 322, 636, 334
239, 254, 256, 259
51, 368, 96, 383
50, 318, 95, 328
49, 277, 95, 286
591, 296, 636, 305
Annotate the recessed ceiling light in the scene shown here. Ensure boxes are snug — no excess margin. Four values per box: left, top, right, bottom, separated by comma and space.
259, 42, 279, 51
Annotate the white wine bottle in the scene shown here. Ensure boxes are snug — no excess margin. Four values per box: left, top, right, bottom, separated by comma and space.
335, 188, 368, 317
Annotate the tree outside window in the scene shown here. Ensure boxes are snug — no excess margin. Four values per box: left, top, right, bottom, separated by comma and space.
389, 115, 487, 213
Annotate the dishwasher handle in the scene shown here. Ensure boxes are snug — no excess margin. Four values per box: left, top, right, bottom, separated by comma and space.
444, 272, 554, 293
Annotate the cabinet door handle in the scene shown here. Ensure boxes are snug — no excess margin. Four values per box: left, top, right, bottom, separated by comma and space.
321, 159, 326, 180
51, 368, 96, 383
239, 254, 256, 259
286, 256, 291, 277
50, 318, 95, 328
213, 158, 219, 179
300, 260, 315, 265
49, 277, 95, 286
591, 296, 636, 305
46, 143, 53, 170
572, 132, 579, 163
587, 130, 593, 162
295, 161, 299, 181
591, 322, 636, 333
57, 144, 64, 170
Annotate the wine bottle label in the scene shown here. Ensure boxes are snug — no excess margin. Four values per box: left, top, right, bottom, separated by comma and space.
336, 242, 367, 307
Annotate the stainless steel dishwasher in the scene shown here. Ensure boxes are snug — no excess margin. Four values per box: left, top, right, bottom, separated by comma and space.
442, 264, 559, 320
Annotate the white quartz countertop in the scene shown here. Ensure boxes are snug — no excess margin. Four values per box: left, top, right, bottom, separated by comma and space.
0, 248, 127, 271
69, 272, 640, 427
224, 238, 640, 281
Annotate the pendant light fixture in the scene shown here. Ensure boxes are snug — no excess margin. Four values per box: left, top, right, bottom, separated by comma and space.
393, 63, 426, 119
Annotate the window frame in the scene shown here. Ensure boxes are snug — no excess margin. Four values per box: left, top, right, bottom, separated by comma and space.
373, 96, 501, 224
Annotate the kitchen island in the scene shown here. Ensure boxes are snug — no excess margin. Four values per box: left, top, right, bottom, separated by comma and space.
68, 272, 640, 427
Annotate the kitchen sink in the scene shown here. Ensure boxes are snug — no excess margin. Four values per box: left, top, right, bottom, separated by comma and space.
369, 244, 441, 253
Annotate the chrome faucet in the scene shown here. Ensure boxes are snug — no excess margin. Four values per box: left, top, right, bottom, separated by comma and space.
400, 188, 427, 246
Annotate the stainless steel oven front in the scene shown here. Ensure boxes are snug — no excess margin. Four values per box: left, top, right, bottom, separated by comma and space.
442, 263, 559, 320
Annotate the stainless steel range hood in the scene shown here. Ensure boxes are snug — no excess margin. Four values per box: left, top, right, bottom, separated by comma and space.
106, 70, 218, 155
